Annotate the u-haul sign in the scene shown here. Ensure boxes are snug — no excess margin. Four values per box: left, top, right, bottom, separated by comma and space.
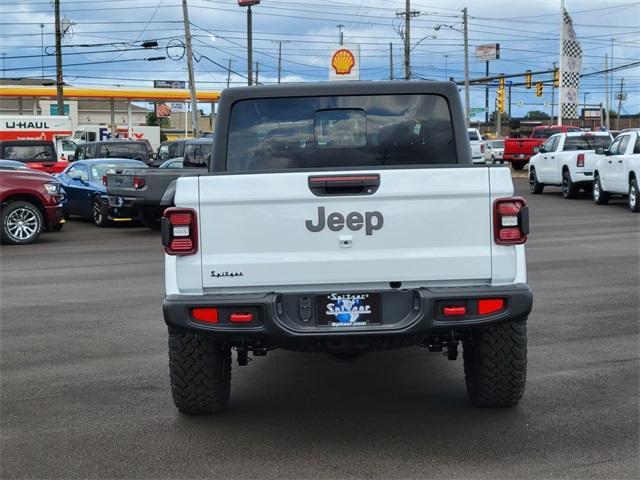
0, 115, 72, 141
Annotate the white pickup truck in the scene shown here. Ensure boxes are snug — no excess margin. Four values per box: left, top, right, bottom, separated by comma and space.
161, 82, 533, 414
528, 131, 613, 199
468, 128, 485, 164
593, 128, 640, 212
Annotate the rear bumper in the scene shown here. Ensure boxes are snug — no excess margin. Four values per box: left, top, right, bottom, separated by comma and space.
163, 284, 533, 346
503, 154, 531, 163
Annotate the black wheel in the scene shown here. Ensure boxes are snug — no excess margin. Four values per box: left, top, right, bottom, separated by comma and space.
491, 155, 496, 165
512, 163, 525, 171
561, 170, 579, 199
629, 178, 640, 213
140, 209, 161, 230
1, 201, 44, 245
168, 330, 231, 415
529, 168, 544, 194
593, 174, 610, 205
463, 318, 527, 407
92, 196, 110, 227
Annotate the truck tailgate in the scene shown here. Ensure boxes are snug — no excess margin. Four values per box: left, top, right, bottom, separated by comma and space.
196, 168, 493, 289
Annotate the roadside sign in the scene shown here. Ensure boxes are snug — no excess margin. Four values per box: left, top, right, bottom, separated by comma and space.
329, 44, 360, 81
153, 80, 186, 89
49, 104, 70, 115
475, 43, 500, 61
470, 107, 486, 114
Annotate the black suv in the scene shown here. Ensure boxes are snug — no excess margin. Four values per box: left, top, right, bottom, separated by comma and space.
73, 140, 151, 165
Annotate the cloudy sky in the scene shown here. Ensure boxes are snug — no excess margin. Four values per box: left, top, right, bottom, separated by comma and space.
1, 0, 639, 118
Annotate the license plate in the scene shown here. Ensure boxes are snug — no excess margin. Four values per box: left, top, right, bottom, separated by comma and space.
108, 196, 124, 207
317, 292, 381, 327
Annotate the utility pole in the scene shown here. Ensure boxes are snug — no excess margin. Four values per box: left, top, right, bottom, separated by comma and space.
277, 42, 282, 83
181, 0, 200, 137
508, 83, 512, 119
551, 62, 556, 125
54, 0, 64, 115
462, 7, 470, 126
247, 5, 254, 85
604, 54, 610, 129
616, 78, 624, 130
389, 42, 394, 80
404, 0, 411, 80
255, 61, 259, 85
1, 53, 6, 79
40, 23, 45, 80
444, 55, 448, 80
271, 40, 289, 84
226, 59, 232, 88
485, 60, 489, 124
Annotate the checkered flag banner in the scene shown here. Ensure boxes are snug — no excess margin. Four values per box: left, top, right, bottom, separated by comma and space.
561, 7, 582, 119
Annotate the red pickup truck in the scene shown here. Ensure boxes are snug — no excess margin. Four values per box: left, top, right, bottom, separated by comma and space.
0, 161, 65, 244
0, 140, 68, 174
504, 125, 581, 170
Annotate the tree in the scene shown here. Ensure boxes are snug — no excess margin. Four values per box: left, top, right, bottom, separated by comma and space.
146, 111, 159, 126
490, 110, 509, 123
525, 110, 550, 120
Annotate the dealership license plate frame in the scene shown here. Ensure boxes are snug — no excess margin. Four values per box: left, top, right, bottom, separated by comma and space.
316, 292, 381, 327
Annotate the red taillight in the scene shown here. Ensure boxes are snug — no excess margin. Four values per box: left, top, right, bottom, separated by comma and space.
163, 207, 198, 255
480, 144, 485, 153
442, 305, 467, 316
192, 307, 218, 323
230, 312, 254, 323
102, 175, 107, 186
133, 176, 145, 189
576, 153, 585, 168
494, 197, 529, 245
478, 298, 505, 315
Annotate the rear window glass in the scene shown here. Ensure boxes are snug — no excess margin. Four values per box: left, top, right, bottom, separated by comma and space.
98, 143, 148, 160
3, 145, 56, 162
184, 143, 211, 168
226, 94, 456, 171
492, 140, 504, 148
89, 162, 146, 180
563, 136, 611, 151
468, 130, 480, 141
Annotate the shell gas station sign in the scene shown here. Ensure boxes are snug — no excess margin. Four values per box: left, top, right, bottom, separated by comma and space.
329, 44, 360, 81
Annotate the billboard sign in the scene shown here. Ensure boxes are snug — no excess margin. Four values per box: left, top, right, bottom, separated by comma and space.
475, 43, 500, 61
153, 80, 186, 89
329, 44, 360, 81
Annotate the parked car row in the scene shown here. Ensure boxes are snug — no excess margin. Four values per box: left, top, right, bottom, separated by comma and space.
529, 128, 639, 212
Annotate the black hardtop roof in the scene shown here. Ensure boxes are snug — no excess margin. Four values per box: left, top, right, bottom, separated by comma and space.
220, 80, 460, 103
212, 80, 471, 172
81, 140, 148, 146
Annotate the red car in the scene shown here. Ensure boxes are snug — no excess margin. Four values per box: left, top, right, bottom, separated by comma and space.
504, 125, 581, 170
0, 140, 68, 174
0, 160, 65, 244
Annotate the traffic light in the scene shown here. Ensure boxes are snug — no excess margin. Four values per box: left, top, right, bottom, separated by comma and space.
525, 70, 532, 89
499, 75, 506, 90
496, 88, 505, 112
553, 68, 559, 88
535, 81, 543, 97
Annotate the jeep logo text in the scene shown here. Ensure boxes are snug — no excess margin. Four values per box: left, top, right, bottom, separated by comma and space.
305, 206, 383, 236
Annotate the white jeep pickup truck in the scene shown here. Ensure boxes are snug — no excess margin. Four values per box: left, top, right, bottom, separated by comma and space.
529, 131, 613, 199
161, 82, 533, 414
593, 128, 640, 212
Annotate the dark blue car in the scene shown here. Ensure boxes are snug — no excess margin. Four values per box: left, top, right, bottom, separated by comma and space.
58, 158, 147, 227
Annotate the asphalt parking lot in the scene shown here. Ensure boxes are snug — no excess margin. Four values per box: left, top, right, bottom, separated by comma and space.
1, 178, 638, 479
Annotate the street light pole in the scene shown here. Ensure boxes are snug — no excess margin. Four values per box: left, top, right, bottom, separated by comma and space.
583, 92, 589, 127
462, 7, 470, 126
247, 5, 253, 86
181, 0, 200, 137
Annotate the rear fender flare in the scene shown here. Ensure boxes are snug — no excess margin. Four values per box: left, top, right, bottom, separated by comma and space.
160, 180, 177, 206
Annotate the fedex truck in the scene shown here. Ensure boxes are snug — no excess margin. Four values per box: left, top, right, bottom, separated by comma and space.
73, 125, 161, 150
0, 115, 77, 161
